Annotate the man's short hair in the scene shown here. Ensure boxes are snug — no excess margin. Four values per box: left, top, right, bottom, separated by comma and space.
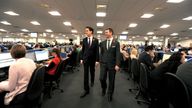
145, 45, 154, 52
105, 28, 114, 35
85, 26, 94, 34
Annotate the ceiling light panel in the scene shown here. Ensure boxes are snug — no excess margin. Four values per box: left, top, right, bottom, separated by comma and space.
97, 30, 103, 34
182, 16, 192, 21
4, 11, 19, 16
0, 29, 7, 32
30, 21, 40, 25
63, 21, 72, 26
97, 22, 104, 27
48, 11, 61, 16
122, 31, 128, 34
0, 21, 11, 25
71, 29, 77, 33
166, 0, 184, 3
141, 14, 154, 18
160, 24, 170, 28
147, 32, 154, 35
170, 33, 178, 36
45, 29, 53, 32
96, 12, 106, 17
21, 29, 29, 32
189, 27, 192, 30
129, 23, 138, 28
97, 5, 107, 9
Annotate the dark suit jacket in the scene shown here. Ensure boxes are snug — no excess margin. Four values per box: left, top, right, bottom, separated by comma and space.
80, 37, 99, 63
138, 51, 155, 70
100, 39, 121, 68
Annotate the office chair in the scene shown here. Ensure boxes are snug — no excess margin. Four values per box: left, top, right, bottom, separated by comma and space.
65, 50, 79, 73
44, 60, 65, 98
8, 66, 45, 108
129, 58, 140, 92
136, 63, 152, 105
164, 72, 191, 108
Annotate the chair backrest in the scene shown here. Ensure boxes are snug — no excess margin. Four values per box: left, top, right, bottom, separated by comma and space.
53, 60, 65, 80
164, 72, 191, 108
26, 66, 45, 101
131, 58, 140, 83
139, 63, 150, 94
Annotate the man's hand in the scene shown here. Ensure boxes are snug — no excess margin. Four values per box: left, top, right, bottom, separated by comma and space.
80, 60, 83, 64
115, 65, 120, 72
95, 62, 99, 67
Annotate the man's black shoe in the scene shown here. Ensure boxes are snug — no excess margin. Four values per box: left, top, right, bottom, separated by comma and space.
80, 91, 89, 98
102, 89, 106, 96
108, 95, 112, 102
91, 83, 94, 87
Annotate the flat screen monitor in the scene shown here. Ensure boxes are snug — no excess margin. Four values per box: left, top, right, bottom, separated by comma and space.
35, 50, 49, 62
25, 52, 36, 61
60, 52, 67, 59
162, 54, 171, 62
119, 35, 127, 40
0, 53, 15, 68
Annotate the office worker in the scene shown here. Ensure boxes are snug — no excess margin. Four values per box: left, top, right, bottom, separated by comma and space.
99, 28, 121, 102
45, 48, 61, 81
0, 44, 36, 106
80, 26, 99, 98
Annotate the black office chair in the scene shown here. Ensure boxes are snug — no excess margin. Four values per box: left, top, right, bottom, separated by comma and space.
44, 60, 65, 98
164, 72, 191, 108
136, 63, 152, 105
8, 66, 45, 108
129, 58, 140, 92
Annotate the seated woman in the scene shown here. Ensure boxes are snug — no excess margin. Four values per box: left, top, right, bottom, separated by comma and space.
45, 48, 61, 80
0, 44, 36, 107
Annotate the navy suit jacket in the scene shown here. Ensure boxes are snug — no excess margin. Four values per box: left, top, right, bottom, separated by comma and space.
99, 39, 121, 68
80, 37, 99, 63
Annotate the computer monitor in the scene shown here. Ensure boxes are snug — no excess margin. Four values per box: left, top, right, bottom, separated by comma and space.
162, 54, 171, 62
60, 52, 67, 59
25, 52, 36, 61
0, 53, 15, 68
35, 50, 49, 62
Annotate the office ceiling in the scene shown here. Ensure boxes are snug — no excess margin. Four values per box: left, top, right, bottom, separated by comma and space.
0, 0, 192, 41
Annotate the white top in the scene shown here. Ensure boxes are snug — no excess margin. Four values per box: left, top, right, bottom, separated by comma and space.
0, 58, 36, 105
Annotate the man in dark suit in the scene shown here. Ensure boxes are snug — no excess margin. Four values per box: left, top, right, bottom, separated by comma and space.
80, 26, 99, 98
99, 28, 121, 102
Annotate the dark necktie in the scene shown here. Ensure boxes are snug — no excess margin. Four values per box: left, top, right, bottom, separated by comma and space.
107, 40, 110, 49
88, 38, 91, 47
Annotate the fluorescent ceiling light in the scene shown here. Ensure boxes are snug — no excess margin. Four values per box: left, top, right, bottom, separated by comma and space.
141, 14, 154, 18
4, 11, 19, 16
121, 31, 128, 34
97, 31, 103, 34
21, 29, 29, 32
160, 24, 170, 28
45, 29, 53, 32
166, 0, 184, 3
129, 23, 137, 27
97, 22, 104, 27
0, 29, 7, 32
97, 5, 107, 8
63, 21, 71, 26
96, 12, 106, 17
48, 11, 61, 16
189, 27, 192, 30
51, 34, 54, 38
0, 21, 11, 25
147, 32, 154, 35
170, 33, 178, 36
30, 21, 40, 25
182, 16, 192, 21
71, 29, 77, 33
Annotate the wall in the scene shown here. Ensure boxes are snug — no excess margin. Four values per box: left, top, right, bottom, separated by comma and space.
177, 40, 192, 47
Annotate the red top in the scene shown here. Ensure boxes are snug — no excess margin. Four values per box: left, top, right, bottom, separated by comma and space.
48, 56, 61, 75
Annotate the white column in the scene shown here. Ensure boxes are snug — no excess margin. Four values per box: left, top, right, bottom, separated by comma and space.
163, 36, 169, 48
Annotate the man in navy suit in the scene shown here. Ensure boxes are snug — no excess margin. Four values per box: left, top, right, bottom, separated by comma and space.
99, 28, 121, 102
80, 26, 99, 98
